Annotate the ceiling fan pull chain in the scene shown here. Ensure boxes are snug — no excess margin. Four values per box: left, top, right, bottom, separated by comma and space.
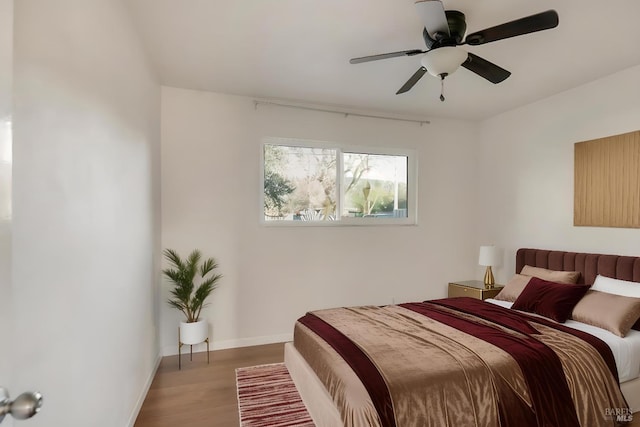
440, 74, 446, 102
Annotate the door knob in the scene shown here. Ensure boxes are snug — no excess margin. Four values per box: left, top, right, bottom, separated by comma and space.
0, 387, 43, 424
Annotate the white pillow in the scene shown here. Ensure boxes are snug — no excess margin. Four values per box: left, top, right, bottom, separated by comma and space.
591, 275, 640, 298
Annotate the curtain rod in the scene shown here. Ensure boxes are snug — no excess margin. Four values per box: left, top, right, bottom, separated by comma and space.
253, 100, 430, 126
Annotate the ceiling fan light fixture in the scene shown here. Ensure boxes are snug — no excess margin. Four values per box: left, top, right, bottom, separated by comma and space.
420, 47, 468, 78
350, 3, 559, 95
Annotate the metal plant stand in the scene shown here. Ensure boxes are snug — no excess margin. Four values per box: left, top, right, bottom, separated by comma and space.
178, 327, 210, 370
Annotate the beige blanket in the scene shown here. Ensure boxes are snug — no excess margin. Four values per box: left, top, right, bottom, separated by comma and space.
294, 303, 628, 427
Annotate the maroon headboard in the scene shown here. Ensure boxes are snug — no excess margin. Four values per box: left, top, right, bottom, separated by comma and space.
516, 248, 640, 285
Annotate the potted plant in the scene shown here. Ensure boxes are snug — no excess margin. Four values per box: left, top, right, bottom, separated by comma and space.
163, 248, 222, 346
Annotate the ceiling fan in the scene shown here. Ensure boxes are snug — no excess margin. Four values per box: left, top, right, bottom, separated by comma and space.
350, 0, 559, 101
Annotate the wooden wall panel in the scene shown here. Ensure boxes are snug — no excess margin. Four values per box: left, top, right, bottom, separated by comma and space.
574, 130, 640, 228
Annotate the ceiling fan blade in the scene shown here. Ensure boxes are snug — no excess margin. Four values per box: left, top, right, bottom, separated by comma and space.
415, 0, 450, 39
350, 49, 426, 64
396, 67, 428, 94
461, 53, 511, 84
464, 10, 559, 46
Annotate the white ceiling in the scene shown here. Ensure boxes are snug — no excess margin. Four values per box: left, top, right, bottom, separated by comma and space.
127, 0, 640, 121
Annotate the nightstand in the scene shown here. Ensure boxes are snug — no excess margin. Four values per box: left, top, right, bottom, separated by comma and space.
448, 280, 503, 300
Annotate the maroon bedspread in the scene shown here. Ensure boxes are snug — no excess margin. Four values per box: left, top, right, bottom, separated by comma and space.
298, 313, 397, 427
403, 299, 580, 427
296, 297, 628, 427
431, 297, 619, 382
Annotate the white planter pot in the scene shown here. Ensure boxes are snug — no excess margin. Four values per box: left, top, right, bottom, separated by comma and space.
179, 319, 208, 345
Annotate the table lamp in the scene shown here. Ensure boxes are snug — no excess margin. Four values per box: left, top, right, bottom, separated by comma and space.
479, 245, 501, 288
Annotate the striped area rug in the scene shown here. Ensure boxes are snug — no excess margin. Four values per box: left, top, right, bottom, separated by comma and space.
236, 363, 315, 427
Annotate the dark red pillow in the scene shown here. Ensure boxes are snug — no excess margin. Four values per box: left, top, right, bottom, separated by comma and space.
512, 277, 590, 323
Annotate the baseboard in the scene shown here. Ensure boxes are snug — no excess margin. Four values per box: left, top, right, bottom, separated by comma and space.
161, 332, 293, 356
126, 351, 162, 427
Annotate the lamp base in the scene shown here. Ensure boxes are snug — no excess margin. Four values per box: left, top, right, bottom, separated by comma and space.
483, 266, 495, 288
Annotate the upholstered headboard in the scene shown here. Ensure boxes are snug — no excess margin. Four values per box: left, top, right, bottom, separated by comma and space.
516, 248, 640, 285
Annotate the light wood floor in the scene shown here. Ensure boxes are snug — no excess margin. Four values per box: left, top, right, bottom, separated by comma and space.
134, 343, 284, 427
135, 342, 640, 427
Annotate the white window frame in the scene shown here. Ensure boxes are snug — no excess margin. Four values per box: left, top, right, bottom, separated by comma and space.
260, 137, 418, 226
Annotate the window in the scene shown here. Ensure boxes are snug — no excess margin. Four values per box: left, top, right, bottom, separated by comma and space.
262, 139, 416, 225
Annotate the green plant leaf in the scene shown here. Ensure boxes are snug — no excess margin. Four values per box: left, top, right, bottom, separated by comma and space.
163, 248, 221, 323
163, 248, 184, 270
199, 258, 218, 277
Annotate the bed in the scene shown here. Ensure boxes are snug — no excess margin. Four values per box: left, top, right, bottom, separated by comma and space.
284, 248, 640, 427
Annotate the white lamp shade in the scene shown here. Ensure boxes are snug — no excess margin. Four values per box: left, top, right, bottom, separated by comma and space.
420, 47, 468, 77
479, 245, 501, 267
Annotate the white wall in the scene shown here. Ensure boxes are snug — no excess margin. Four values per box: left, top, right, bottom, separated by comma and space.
12, 1, 160, 426
160, 86, 480, 354
477, 64, 640, 282
0, 1, 12, 426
